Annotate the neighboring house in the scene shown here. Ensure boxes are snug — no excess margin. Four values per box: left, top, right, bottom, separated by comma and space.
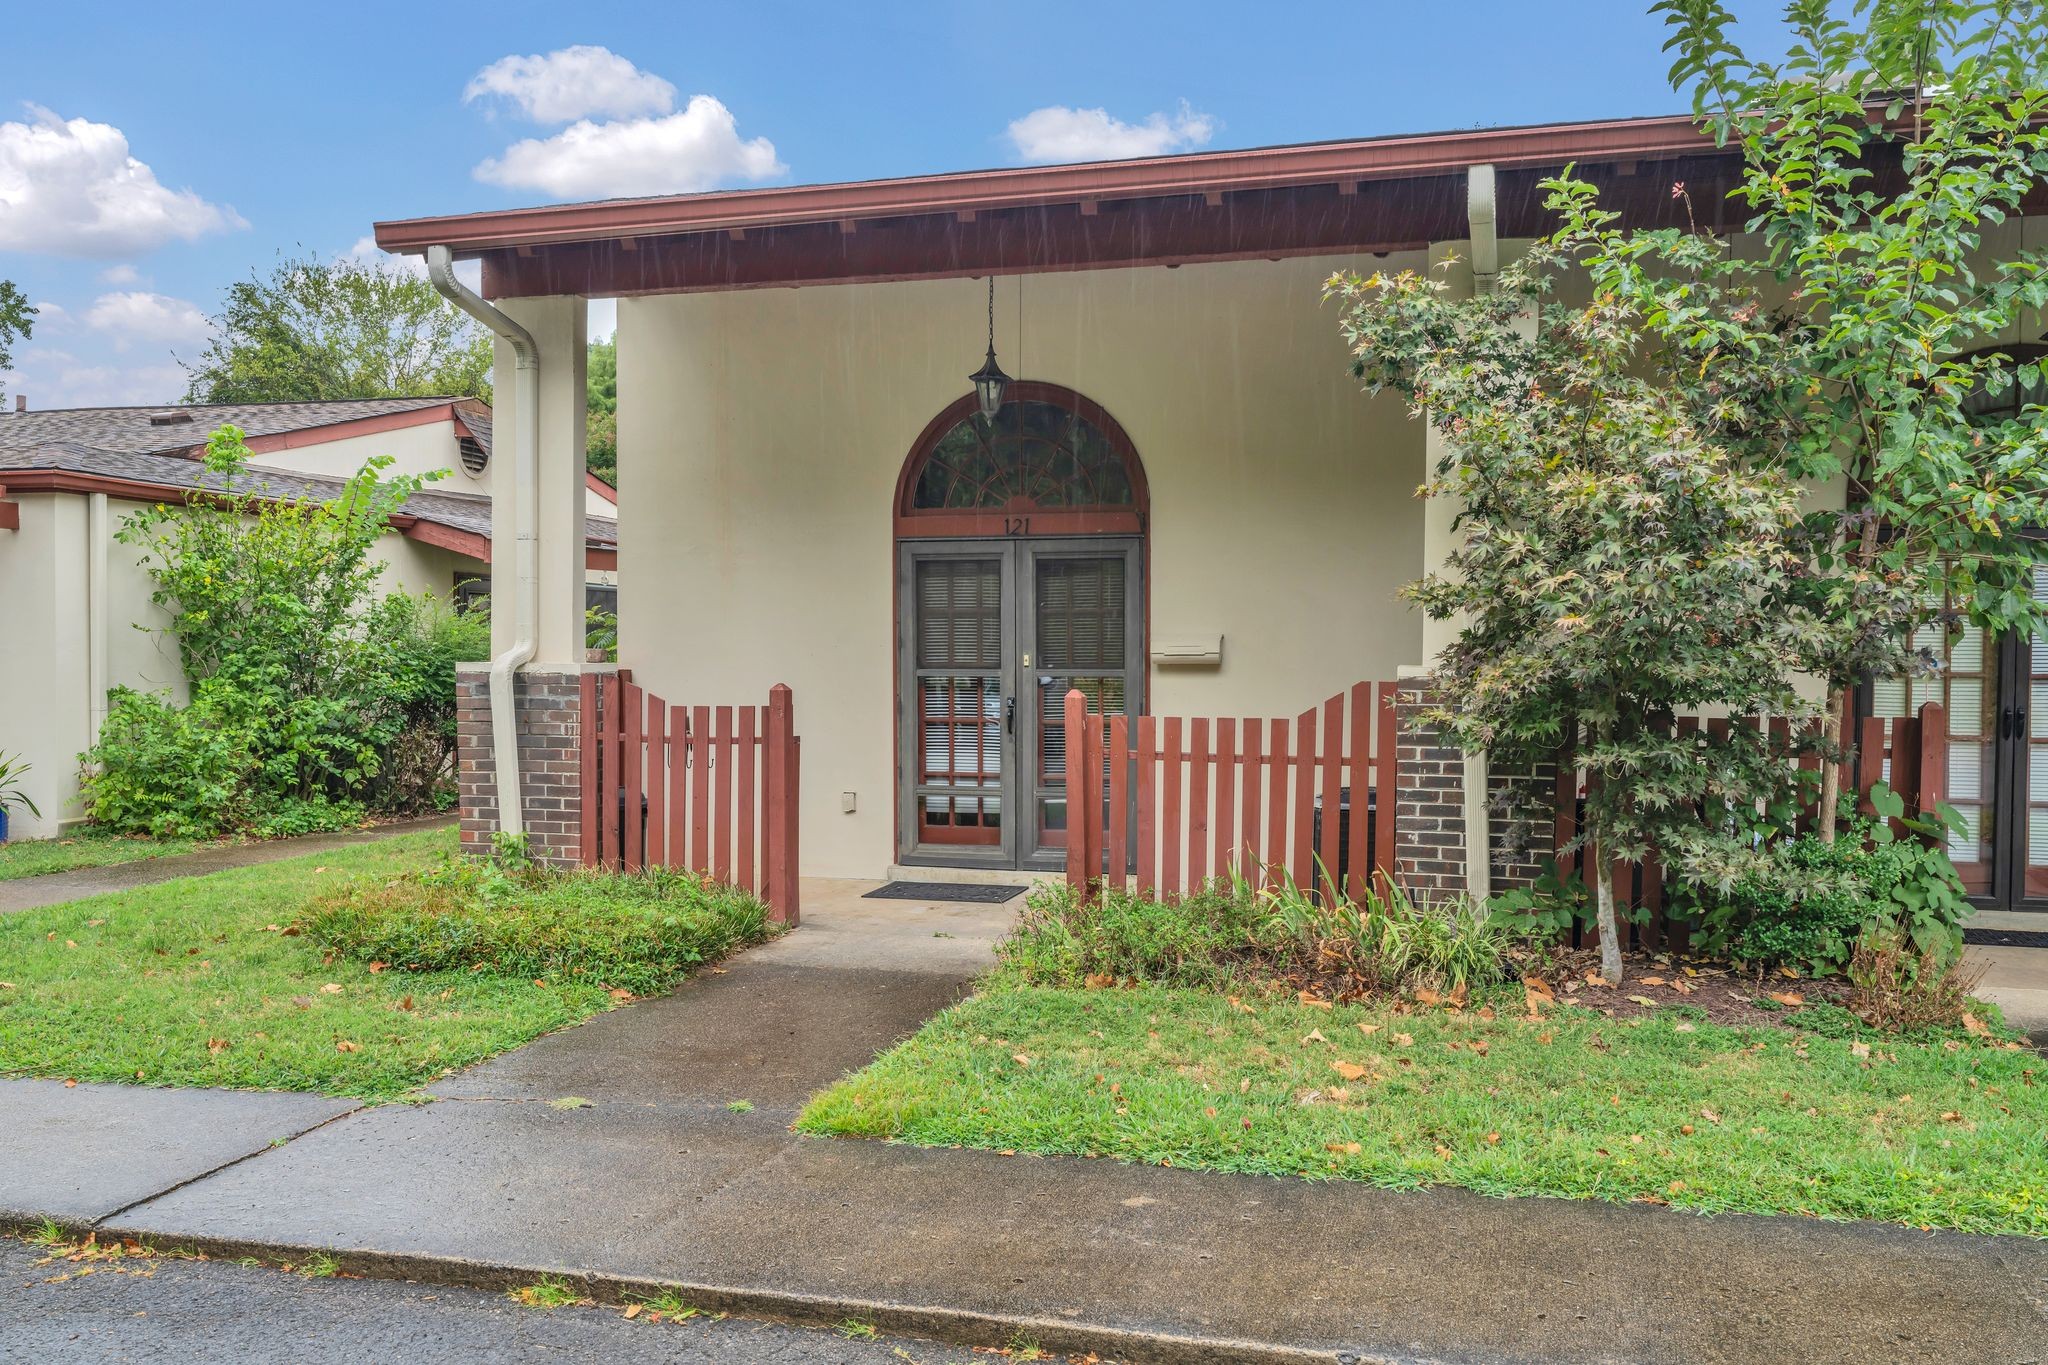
371, 111, 2046, 907
0, 396, 619, 837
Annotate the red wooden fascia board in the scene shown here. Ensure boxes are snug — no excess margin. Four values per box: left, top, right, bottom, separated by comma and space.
373, 114, 1719, 255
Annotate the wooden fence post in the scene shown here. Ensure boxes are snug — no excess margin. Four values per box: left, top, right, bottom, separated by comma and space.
764, 684, 800, 926
1917, 701, 1947, 841
1065, 689, 1088, 894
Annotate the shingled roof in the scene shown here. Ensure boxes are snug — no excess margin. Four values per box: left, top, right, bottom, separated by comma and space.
0, 397, 465, 457
0, 401, 616, 556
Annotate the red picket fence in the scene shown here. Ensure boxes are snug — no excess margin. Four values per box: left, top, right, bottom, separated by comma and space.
578, 673, 802, 925
1062, 681, 1402, 900
1552, 701, 1948, 953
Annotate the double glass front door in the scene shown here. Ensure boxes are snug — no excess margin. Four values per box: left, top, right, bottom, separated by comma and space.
898, 538, 1142, 870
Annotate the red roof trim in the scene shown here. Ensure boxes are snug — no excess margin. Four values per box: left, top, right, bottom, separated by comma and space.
373, 113, 1719, 255
585, 470, 616, 501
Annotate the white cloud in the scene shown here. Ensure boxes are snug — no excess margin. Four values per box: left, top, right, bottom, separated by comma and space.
1006, 101, 1217, 163
99, 263, 141, 285
0, 104, 245, 257
8, 348, 185, 407
473, 95, 782, 200
465, 46, 676, 124
83, 291, 211, 351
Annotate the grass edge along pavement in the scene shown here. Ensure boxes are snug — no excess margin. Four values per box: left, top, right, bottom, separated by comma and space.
0, 830, 211, 882
798, 976, 2048, 1238
0, 827, 773, 1101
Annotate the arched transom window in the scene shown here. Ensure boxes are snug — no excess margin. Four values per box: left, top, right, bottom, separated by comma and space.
896, 381, 1147, 538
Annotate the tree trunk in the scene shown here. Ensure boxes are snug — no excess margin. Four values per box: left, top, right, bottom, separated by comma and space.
1817, 684, 1846, 844
1592, 837, 1623, 984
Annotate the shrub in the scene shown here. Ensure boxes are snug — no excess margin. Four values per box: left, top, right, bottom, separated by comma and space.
1000, 872, 1514, 996
1685, 810, 1970, 976
79, 685, 259, 838
999, 882, 1278, 990
296, 857, 772, 996
1847, 928, 1988, 1034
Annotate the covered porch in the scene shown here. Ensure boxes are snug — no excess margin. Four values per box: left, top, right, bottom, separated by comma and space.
373, 113, 1747, 892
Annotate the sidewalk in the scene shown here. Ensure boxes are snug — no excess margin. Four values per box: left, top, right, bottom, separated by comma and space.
0, 816, 455, 916
4, 881, 2045, 1364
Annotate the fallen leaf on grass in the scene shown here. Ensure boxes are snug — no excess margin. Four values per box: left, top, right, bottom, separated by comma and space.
1850, 1041, 1871, 1058
1012, 1053, 1033, 1067
367, 962, 387, 974
1628, 995, 1657, 1008
1299, 1029, 1328, 1046
1674, 1022, 1696, 1033
1962, 1012, 1990, 1036
1392, 1032, 1414, 1048
63, 1079, 77, 1088
1325, 1141, 1362, 1155
1357, 1023, 1381, 1036
1298, 991, 1333, 1009
1413, 988, 1442, 1007
622, 1304, 642, 1320
608, 988, 635, 1002
206, 1039, 230, 1055
1583, 972, 1615, 989
318, 983, 343, 995
1331, 1060, 1369, 1082
1767, 991, 1804, 1007
1227, 995, 1256, 1014
1084, 973, 1116, 990
335, 1041, 360, 1053
1639, 976, 1666, 987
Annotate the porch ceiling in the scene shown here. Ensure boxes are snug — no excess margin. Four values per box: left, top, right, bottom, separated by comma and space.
374, 113, 1753, 300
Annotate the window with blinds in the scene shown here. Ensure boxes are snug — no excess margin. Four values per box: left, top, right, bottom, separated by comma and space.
1034, 556, 1128, 841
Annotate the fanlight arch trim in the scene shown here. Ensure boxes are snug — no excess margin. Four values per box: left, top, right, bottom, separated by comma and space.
893, 381, 1149, 538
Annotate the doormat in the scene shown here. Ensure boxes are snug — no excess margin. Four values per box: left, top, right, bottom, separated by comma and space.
864, 881, 1026, 904
1964, 926, 2048, 949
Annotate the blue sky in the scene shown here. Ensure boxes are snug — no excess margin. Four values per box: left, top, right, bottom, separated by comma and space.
1, 1, 1790, 408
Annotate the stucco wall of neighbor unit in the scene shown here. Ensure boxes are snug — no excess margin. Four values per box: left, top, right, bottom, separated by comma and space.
245, 420, 493, 494
616, 251, 1430, 878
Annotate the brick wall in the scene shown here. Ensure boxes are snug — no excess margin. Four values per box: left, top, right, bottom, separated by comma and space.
1389, 676, 1563, 901
1391, 678, 1469, 901
455, 665, 598, 867
1485, 747, 1560, 892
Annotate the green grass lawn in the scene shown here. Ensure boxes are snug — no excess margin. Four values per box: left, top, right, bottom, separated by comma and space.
0, 827, 749, 1101
799, 981, 2048, 1237
0, 829, 210, 881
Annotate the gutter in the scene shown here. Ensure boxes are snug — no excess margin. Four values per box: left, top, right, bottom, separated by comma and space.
425, 245, 539, 843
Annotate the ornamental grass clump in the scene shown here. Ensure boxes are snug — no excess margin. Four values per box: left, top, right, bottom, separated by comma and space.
296, 856, 772, 997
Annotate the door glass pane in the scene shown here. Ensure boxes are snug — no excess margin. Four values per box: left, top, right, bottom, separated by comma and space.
1033, 555, 1129, 854
913, 558, 1004, 847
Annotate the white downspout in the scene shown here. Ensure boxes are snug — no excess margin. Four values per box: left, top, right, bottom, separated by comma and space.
426, 245, 539, 841
88, 492, 109, 740
1461, 164, 1500, 906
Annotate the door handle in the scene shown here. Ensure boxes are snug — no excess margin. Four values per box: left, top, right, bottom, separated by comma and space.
1005, 695, 1015, 738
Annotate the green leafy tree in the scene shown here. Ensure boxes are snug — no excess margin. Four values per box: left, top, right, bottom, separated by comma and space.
1549, 0, 2048, 838
586, 336, 618, 486
83, 426, 443, 836
182, 253, 493, 405
0, 280, 36, 403
1327, 246, 1824, 980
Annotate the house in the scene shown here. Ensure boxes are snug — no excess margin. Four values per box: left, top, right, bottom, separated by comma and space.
370, 111, 2045, 912
0, 396, 620, 837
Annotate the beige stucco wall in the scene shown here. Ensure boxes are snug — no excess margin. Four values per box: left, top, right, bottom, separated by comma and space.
246, 420, 495, 495
617, 251, 1431, 878
0, 486, 481, 839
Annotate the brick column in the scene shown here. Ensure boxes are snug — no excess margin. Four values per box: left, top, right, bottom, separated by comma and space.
1392, 678, 1468, 901
455, 664, 598, 867
1485, 746, 1560, 893
1390, 677, 1563, 902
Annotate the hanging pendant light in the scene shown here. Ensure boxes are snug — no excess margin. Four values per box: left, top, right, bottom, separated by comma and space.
969, 275, 1010, 420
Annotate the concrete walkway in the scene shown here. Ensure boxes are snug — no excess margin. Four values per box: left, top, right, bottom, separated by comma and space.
3, 882, 2045, 1363
0, 815, 455, 916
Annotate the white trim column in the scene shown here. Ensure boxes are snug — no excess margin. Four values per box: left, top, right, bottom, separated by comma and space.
490, 296, 588, 666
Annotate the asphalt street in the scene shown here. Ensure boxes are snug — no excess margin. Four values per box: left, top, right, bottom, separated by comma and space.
0, 1239, 1013, 1364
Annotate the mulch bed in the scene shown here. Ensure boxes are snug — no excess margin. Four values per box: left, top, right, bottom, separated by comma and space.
1280, 947, 1854, 1029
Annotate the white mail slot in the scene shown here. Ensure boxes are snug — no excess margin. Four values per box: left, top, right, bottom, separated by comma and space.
1151, 636, 1224, 666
